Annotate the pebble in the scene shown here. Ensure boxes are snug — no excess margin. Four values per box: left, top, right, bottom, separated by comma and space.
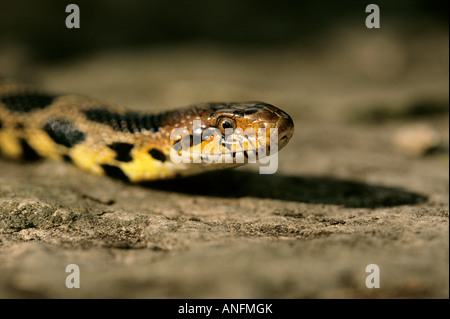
394, 124, 441, 157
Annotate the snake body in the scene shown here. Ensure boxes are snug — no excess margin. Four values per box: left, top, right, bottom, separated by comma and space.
0, 80, 294, 182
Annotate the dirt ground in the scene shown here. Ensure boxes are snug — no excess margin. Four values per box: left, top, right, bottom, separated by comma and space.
0, 30, 448, 298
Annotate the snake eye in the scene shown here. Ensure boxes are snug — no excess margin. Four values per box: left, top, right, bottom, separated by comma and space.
217, 117, 236, 134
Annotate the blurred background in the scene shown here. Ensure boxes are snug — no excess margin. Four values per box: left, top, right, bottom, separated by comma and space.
0, 1, 449, 298
0, 0, 448, 61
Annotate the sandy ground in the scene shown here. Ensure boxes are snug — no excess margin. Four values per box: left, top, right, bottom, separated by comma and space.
0, 30, 448, 298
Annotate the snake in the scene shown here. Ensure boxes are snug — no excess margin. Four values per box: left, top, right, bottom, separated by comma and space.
0, 80, 294, 182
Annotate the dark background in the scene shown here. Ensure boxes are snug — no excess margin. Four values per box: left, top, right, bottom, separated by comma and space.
0, 0, 448, 62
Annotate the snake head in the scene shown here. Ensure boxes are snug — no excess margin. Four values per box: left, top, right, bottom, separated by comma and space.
204, 101, 294, 152
169, 101, 294, 168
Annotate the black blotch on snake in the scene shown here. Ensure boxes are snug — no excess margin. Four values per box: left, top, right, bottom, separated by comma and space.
43, 119, 86, 148
107, 142, 134, 162
19, 138, 40, 160
148, 148, 166, 162
83, 109, 167, 133
101, 164, 130, 182
1, 93, 56, 113
63, 154, 73, 163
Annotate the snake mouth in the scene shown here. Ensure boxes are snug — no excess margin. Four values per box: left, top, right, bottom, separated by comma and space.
177, 130, 282, 165
180, 148, 269, 165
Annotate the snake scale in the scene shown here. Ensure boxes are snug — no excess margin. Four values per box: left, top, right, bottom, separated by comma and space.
0, 80, 294, 182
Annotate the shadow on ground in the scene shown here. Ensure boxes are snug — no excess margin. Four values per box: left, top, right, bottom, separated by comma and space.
142, 170, 427, 208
